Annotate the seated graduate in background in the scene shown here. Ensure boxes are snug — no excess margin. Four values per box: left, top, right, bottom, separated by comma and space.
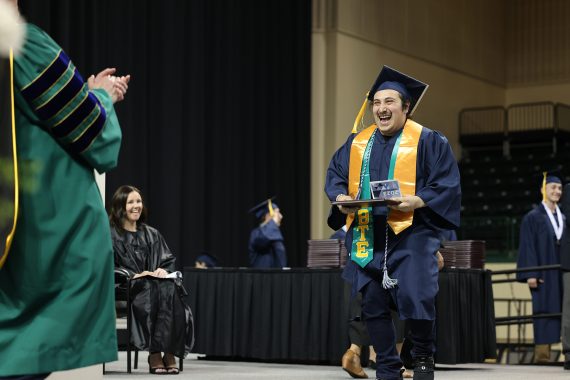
195, 251, 219, 268
330, 225, 348, 241
109, 185, 194, 375
248, 197, 287, 268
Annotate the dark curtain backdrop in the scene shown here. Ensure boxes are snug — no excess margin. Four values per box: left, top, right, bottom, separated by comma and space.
19, 0, 311, 269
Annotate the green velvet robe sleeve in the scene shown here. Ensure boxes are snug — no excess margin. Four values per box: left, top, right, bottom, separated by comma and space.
13, 23, 121, 172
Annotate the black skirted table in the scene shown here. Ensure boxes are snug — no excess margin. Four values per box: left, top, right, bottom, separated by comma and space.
183, 267, 496, 365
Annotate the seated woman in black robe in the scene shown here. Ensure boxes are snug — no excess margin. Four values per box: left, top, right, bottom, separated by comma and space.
109, 185, 194, 374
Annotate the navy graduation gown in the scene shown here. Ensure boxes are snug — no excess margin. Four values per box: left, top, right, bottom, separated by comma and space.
516, 205, 564, 344
248, 220, 287, 268
330, 228, 347, 241
325, 125, 461, 320
562, 183, 570, 271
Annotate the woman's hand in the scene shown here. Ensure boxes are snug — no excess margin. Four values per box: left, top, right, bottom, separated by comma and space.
133, 270, 153, 279
133, 269, 168, 279
152, 268, 168, 278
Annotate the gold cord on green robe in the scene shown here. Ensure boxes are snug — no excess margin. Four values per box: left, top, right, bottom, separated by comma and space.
0, 51, 19, 269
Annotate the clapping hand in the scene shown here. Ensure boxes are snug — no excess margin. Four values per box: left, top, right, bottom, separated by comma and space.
87, 68, 131, 104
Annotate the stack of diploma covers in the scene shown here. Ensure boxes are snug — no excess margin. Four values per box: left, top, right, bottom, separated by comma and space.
439, 240, 485, 269
307, 239, 348, 268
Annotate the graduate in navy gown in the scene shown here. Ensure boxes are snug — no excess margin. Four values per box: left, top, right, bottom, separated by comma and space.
194, 252, 219, 268
248, 198, 287, 268
325, 66, 461, 380
560, 183, 570, 370
516, 173, 564, 363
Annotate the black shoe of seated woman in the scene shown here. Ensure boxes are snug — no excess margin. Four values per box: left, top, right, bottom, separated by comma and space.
163, 353, 180, 375
413, 356, 434, 380
148, 353, 168, 375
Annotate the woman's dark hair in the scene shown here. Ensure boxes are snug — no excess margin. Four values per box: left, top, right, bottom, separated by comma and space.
109, 185, 148, 229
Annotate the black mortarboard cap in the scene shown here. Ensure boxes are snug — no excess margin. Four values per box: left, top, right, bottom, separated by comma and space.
352, 65, 428, 133
248, 196, 279, 219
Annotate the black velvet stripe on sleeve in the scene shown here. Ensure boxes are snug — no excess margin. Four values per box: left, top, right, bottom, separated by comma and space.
51, 93, 97, 138
68, 105, 106, 153
20, 50, 70, 102
35, 69, 84, 121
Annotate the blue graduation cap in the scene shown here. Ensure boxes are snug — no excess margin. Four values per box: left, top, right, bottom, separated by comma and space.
541, 169, 563, 201
352, 65, 429, 133
248, 196, 279, 219
540, 168, 563, 184
195, 252, 219, 268
545, 173, 562, 184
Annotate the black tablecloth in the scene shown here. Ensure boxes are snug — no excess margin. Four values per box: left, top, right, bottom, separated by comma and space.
183, 267, 496, 364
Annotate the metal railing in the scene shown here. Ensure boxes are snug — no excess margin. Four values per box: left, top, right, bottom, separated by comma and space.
507, 102, 555, 132
490, 264, 562, 364
459, 106, 506, 136
459, 102, 570, 153
557, 103, 570, 133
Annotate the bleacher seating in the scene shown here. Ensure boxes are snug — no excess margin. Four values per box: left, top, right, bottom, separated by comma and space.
458, 102, 570, 261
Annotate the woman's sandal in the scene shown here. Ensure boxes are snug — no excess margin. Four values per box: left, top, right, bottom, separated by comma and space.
148, 353, 168, 375
163, 353, 179, 375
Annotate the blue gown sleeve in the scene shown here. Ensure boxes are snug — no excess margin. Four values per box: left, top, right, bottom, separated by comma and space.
325, 135, 357, 231
273, 241, 287, 267
248, 220, 287, 266
439, 229, 457, 242
415, 130, 461, 229
516, 212, 541, 281
325, 134, 355, 201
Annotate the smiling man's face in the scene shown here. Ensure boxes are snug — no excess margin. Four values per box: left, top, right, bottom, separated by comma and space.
372, 89, 409, 136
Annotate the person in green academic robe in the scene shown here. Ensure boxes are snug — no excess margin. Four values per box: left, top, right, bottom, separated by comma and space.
0, 1, 130, 377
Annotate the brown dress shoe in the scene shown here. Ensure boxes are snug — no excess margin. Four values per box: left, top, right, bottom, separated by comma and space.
342, 348, 368, 379
533, 344, 551, 363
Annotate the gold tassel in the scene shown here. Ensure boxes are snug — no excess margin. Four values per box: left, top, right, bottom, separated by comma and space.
542, 171, 547, 202
268, 199, 274, 216
351, 94, 369, 134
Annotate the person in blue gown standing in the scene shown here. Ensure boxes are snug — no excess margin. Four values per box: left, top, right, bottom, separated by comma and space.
325, 66, 461, 380
248, 198, 287, 268
516, 173, 564, 363
561, 182, 570, 370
